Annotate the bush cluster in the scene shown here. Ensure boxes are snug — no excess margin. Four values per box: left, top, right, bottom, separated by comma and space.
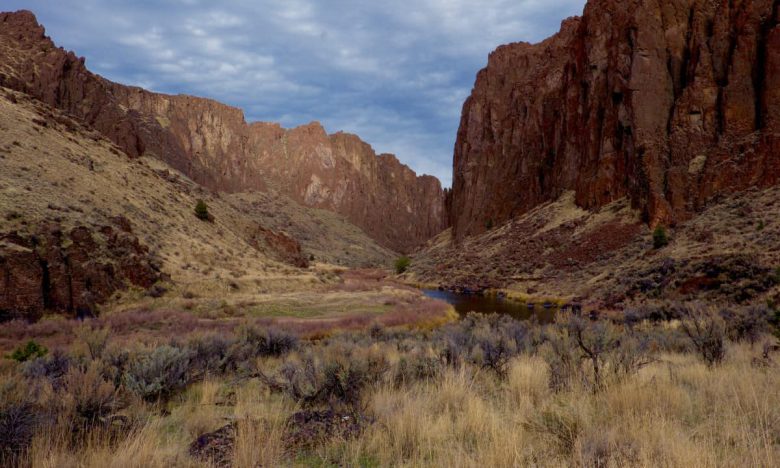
0, 324, 299, 459
1, 303, 776, 461
394, 256, 411, 274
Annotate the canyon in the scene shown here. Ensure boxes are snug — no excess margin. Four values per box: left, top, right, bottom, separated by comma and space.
0, 10, 447, 254
451, 0, 780, 241
4, 0, 780, 317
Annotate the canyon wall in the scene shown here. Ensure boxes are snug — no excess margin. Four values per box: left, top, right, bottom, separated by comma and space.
0, 11, 447, 252
452, 0, 780, 240
1, 221, 160, 322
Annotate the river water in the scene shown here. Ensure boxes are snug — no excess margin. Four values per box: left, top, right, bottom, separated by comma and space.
422, 289, 556, 323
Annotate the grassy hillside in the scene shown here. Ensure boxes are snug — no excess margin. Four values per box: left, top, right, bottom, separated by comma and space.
0, 87, 400, 307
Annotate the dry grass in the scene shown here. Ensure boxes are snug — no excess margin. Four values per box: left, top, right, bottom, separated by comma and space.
11, 338, 776, 467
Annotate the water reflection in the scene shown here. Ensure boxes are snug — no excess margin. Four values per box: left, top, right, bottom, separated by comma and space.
422, 289, 556, 323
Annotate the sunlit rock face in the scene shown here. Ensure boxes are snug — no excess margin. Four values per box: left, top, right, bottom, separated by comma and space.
452, 0, 780, 241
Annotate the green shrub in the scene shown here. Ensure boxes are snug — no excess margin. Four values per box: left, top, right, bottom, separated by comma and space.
194, 199, 210, 221
394, 256, 411, 274
8, 341, 47, 362
485, 218, 494, 230
652, 226, 669, 249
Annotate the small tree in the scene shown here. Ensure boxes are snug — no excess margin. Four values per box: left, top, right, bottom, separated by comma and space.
194, 200, 210, 221
394, 256, 411, 274
652, 225, 669, 249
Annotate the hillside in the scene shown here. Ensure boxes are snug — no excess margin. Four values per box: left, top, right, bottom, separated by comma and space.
0, 10, 448, 253
410, 187, 780, 310
0, 87, 398, 320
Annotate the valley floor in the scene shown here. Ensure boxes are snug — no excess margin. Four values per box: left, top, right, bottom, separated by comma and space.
2, 310, 778, 467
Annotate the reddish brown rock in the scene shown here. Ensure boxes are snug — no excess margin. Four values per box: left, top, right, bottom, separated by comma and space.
0, 11, 447, 253
0, 223, 160, 321
251, 226, 310, 268
452, 0, 780, 241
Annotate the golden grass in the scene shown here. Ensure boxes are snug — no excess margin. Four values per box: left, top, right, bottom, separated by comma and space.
22, 342, 778, 467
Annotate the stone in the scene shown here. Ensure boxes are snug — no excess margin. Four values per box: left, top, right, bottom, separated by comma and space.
0, 223, 160, 321
451, 0, 780, 241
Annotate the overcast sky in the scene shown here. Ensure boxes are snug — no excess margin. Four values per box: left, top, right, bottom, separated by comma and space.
6, 0, 586, 187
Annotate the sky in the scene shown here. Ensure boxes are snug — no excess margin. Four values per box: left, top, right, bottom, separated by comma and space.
5, 0, 586, 187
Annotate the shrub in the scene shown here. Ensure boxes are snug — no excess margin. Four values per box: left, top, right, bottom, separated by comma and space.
194, 199, 210, 221
61, 363, 121, 427
652, 225, 669, 249
565, 316, 622, 391
720, 305, 771, 344
100, 346, 130, 389
394, 256, 411, 274
436, 313, 530, 375
610, 331, 655, 377
543, 328, 581, 392
543, 314, 653, 391
474, 334, 514, 379
123, 345, 193, 402
0, 401, 38, 465
0, 381, 39, 465
8, 340, 48, 362
393, 352, 442, 386
22, 349, 71, 388
76, 325, 111, 360
678, 303, 726, 366
261, 346, 389, 410
187, 334, 234, 377
233, 327, 298, 364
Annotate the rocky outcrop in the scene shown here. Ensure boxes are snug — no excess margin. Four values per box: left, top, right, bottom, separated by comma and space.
0, 10, 447, 252
251, 226, 310, 268
452, 0, 780, 240
0, 220, 160, 321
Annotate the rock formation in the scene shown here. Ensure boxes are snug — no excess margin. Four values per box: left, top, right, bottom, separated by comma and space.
452, 0, 780, 240
0, 10, 447, 253
0, 220, 160, 321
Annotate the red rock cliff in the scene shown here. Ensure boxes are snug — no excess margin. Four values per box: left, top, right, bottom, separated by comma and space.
452, 0, 780, 240
0, 10, 447, 253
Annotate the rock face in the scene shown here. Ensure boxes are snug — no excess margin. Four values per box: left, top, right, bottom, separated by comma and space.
452, 0, 780, 240
0, 10, 447, 253
251, 226, 310, 269
0, 221, 160, 321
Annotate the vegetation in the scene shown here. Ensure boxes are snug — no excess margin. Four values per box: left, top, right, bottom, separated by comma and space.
394, 255, 411, 274
652, 225, 669, 249
8, 341, 47, 362
194, 199, 210, 221
0, 306, 776, 466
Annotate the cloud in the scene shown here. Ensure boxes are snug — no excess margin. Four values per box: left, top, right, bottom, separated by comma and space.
4, 0, 587, 186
